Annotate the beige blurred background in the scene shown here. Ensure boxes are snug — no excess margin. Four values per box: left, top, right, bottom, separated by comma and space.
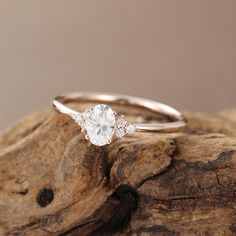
0, 0, 236, 130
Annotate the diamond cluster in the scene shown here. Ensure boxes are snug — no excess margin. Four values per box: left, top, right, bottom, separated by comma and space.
115, 116, 136, 139
74, 104, 136, 146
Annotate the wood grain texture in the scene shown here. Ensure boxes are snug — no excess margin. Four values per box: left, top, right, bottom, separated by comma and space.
0, 104, 235, 236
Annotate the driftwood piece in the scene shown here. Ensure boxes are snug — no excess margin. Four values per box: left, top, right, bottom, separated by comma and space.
0, 103, 235, 236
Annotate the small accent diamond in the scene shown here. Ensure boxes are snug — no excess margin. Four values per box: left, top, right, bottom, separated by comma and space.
116, 117, 127, 128
74, 113, 86, 131
126, 124, 136, 134
115, 117, 127, 139
74, 113, 83, 125
115, 128, 126, 139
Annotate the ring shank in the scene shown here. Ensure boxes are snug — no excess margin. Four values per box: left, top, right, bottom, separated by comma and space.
52, 92, 187, 133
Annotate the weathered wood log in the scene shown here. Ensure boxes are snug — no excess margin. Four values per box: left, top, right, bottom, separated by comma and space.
0, 104, 235, 236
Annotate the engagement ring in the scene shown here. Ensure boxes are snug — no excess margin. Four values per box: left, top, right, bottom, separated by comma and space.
52, 92, 187, 146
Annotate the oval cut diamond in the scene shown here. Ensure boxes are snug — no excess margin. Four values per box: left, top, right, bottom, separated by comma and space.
85, 104, 115, 146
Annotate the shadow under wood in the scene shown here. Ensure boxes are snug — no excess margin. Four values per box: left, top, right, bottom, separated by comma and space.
61, 185, 139, 236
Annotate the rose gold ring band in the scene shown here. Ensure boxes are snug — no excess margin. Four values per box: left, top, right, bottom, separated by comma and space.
52, 92, 187, 133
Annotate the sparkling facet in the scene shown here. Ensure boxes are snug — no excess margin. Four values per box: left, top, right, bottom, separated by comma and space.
84, 104, 115, 146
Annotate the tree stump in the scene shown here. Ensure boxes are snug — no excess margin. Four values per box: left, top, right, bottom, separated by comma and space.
0, 104, 235, 236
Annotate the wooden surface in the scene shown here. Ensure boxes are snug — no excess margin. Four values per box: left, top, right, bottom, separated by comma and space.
0, 105, 235, 236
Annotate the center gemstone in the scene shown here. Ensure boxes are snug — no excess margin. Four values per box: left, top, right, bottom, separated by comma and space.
84, 104, 115, 146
